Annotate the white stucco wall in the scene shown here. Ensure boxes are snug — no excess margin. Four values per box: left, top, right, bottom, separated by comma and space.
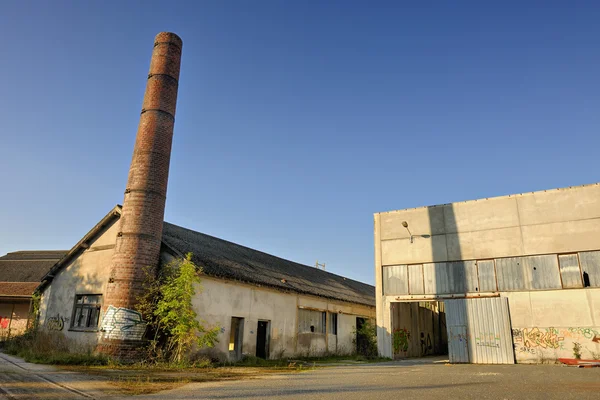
193, 276, 375, 360
38, 220, 118, 348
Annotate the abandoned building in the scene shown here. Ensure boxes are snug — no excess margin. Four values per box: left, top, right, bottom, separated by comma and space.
31, 32, 375, 361
0, 250, 66, 339
36, 206, 375, 360
375, 183, 600, 364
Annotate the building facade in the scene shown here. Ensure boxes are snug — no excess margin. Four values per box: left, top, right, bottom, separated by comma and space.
375, 183, 600, 364
36, 206, 375, 360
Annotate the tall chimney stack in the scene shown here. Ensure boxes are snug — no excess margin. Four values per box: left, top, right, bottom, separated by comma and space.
99, 32, 182, 358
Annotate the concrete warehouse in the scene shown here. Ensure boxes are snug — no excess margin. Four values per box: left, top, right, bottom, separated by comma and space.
374, 183, 600, 364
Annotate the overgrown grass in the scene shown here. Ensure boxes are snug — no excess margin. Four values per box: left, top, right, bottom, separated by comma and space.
0, 330, 109, 366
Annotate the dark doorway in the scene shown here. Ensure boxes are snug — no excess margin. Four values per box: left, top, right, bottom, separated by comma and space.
229, 317, 244, 361
256, 320, 270, 359
356, 317, 368, 355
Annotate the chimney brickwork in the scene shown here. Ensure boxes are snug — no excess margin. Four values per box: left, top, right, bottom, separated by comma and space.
98, 32, 182, 358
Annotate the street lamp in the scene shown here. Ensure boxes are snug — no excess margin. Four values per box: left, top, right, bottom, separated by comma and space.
402, 221, 413, 243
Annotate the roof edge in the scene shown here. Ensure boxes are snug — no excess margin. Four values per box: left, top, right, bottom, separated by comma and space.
375, 181, 600, 215
37, 205, 122, 293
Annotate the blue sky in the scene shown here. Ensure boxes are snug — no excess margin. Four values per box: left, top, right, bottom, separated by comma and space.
1, 1, 599, 285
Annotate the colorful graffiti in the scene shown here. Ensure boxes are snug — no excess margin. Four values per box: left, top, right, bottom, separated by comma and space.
0, 317, 9, 329
513, 327, 564, 349
100, 305, 146, 341
567, 327, 599, 340
392, 328, 410, 353
46, 314, 69, 331
475, 332, 501, 348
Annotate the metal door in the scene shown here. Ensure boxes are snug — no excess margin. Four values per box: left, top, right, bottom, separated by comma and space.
445, 297, 514, 364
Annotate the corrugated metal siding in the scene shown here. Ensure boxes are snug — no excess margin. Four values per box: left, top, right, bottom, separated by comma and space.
383, 265, 408, 295
579, 251, 600, 287
447, 261, 478, 293
558, 254, 582, 288
423, 262, 450, 294
477, 260, 497, 292
495, 257, 525, 291
524, 254, 561, 290
446, 300, 469, 363
446, 298, 514, 364
408, 264, 424, 294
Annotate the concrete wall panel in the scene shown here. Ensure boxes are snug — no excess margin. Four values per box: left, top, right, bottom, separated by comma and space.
444, 197, 520, 234
380, 207, 445, 240
516, 185, 600, 226
521, 219, 600, 255
381, 235, 448, 266
446, 227, 524, 261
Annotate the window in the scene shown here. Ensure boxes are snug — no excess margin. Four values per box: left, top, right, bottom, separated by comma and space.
329, 312, 338, 335
71, 295, 102, 330
298, 309, 326, 334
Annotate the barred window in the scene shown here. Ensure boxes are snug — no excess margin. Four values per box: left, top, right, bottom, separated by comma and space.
71, 295, 102, 330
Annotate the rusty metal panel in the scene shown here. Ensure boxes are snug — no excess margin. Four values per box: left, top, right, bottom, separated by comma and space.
558, 254, 583, 288
383, 265, 408, 295
579, 251, 600, 287
523, 254, 561, 290
408, 264, 424, 294
495, 257, 526, 291
423, 262, 450, 294
447, 261, 478, 293
446, 298, 514, 364
477, 260, 497, 292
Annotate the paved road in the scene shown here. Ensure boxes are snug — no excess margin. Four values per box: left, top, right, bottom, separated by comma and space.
1, 353, 599, 399
135, 359, 600, 400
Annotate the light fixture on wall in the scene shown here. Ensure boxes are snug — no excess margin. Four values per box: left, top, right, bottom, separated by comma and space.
401, 221, 413, 243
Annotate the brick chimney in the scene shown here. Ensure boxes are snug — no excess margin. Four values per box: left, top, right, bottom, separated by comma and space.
99, 32, 182, 358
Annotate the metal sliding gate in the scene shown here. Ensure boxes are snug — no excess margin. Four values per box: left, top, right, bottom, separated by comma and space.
445, 297, 514, 364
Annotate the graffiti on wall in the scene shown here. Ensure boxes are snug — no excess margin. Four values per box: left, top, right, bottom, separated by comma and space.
513, 327, 564, 349
100, 305, 146, 341
420, 332, 432, 356
513, 327, 600, 358
475, 332, 501, 348
393, 328, 410, 353
46, 314, 69, 331
0, 316, 9, 329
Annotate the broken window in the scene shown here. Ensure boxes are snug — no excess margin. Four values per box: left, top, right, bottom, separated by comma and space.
298, 309, 326, 334
329, 312, 338, 335
71, 294, 102, 330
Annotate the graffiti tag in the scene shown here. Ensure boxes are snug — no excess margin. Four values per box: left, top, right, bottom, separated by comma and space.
46, 314, 68, 331
100, 305, 146, 341
420, 332, 433, 356
513, 327, 564, 349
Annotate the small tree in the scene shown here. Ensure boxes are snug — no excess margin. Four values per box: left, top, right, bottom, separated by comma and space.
137, 253, 219, 365
353, 319, 379, 359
